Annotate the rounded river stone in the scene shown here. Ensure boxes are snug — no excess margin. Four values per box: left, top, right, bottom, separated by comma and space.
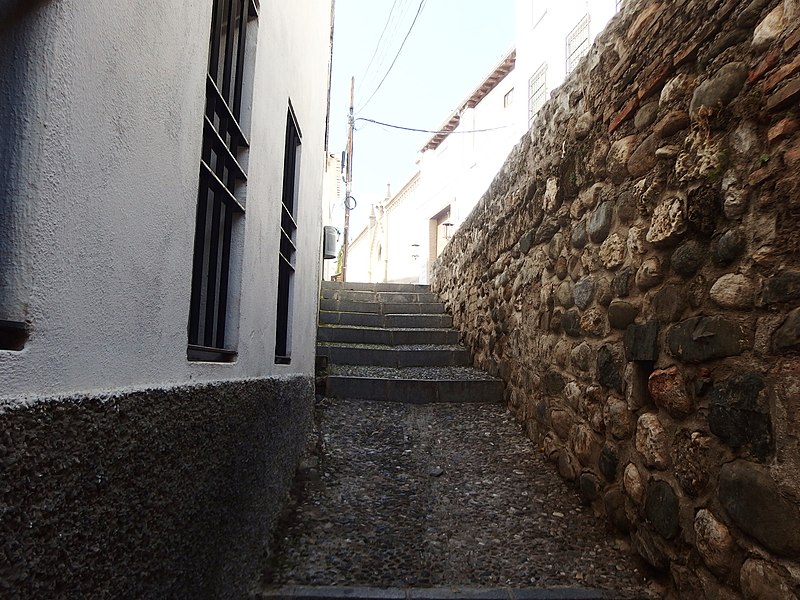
587, 202, 614, 243
671, 240, 704, 276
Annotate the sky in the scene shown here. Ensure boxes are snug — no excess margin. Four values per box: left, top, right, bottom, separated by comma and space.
328, 0, 516, 234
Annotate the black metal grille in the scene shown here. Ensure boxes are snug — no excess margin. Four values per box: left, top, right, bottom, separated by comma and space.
528, 63, 547, 127
275, 106, 302, 363
188, 0, 254, 361
566, 14, 591, 74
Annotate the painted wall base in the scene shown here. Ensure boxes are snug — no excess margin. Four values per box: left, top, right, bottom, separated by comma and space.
1, 376, 314, 599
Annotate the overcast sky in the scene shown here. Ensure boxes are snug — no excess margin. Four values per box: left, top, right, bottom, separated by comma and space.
328, 0, 515, 233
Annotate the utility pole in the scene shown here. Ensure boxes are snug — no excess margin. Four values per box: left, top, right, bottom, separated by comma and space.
341, 76, 354, 282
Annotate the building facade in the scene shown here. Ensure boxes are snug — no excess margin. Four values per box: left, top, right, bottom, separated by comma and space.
321, 151, 343, 280
515, 0, 620, 132
0, 0, 332, 596
347, 51, 517, 284
416, 50, 519, 278
346, 1, 621, 284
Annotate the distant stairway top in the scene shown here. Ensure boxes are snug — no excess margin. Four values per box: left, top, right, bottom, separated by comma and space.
321, 280, 431, 293
317, 281, 504, 404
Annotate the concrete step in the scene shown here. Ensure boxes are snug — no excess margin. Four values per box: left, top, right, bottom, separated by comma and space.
317, 343, 471, 367
319, 298, 446, 314
255, 585, 605, 599
321, 281, 430, 293
327, 376, 504, 403
386, 313, 452, 328
325, 366, 504, 403
319, 311, 453, 328
316, 282, 499, 405
321, 288, 440, 304
317, 325, 460, 345
382, 301, 445, 314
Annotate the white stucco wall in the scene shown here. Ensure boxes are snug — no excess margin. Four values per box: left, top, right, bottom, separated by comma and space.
346, 59, 519, 286
381, 63, 517, 284
385, 174, 426, 283
419, 66, 518, 231
344, 226, 370, 283
346, 173, 424, 285
515, 0, 619, 134
321, 153, 342, 280
0, 0, 332, 401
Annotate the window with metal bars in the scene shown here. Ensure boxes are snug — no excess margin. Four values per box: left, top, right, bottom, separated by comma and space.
528, 63, 547, 127
566, 14, 591, 74
187, 0, 258, 362
275, 105, 302, 364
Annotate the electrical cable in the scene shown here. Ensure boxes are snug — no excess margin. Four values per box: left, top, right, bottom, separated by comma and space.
355, 117, 508, 135
356, 0, 427, 114
357, 0, 400, 86
357, 1, 422, 113
358, 0, 413, 97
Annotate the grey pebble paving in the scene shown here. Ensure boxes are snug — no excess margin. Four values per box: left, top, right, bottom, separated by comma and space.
319, 343, 462, 351
329, 365, 498, 380
262, 399, 661, 598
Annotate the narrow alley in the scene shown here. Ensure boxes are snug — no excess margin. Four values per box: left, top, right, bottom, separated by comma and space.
259, 282, 659, 599
261, 398, 658, 598
4, 1, 800, 597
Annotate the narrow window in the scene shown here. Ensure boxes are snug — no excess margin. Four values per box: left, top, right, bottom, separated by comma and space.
275, 105, 302, 364
528, 63, 547, 127
188, 0, 258, 362
428, 205, 451, 266
566, 14, 591, 74
503, 88, 514, 108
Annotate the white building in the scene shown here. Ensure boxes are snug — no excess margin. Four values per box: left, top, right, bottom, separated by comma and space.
345, 183, 396, 284
322, 151, 343, 280
515, 0, 619, 132
348, 50, 517, 284
346, 0, 620, 284
384, 173, 425, 283
417, 49, 519, 275
0, 0, 332, 596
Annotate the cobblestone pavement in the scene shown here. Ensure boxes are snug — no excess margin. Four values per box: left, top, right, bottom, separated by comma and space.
263, 399, 662, 598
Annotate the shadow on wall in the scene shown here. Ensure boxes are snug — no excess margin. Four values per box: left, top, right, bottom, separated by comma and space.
0, 0, 52, 36
0, 2, 52, 347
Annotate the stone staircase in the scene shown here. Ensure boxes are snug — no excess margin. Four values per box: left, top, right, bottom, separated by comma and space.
317, 281, 503, 403
260, 283, 624, 600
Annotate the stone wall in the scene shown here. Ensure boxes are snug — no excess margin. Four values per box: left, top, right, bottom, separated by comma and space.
0, 376, 313, 598
431, 0, 800, 596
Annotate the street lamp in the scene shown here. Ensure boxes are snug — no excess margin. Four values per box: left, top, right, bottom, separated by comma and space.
443, 222, 454, 240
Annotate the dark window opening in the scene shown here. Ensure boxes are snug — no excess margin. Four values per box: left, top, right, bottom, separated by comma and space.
503, 88, 514, 108
188, 0, 256, 362
0, 320, 29, 351
275, 104, 302, 364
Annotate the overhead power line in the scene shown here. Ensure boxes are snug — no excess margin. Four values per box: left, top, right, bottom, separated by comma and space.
356, 0, 427, 114
357, 0, 401, 85
358, 0, 414, 96
355, 117, 508, 135
359, 0, 417, 99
